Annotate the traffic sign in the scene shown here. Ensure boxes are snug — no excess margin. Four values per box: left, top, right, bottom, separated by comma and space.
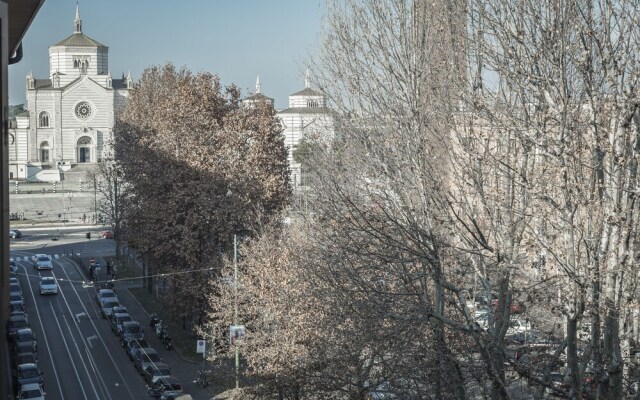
196, 339, 206, 354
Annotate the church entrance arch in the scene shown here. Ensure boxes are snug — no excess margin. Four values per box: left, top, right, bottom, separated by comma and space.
40, 141, 50, 163
77, 136, 92, 163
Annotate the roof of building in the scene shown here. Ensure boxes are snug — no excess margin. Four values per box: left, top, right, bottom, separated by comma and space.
30, 76, 127, 91
112, 78, 127, 90
245, 92, 274, 102
33, 79, 52, 89
52, 32, 107, 48
278, 106, 332, 114
290, 87, 324, 97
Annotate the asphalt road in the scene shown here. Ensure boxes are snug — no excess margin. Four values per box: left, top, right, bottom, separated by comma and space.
10, 240, 151, 400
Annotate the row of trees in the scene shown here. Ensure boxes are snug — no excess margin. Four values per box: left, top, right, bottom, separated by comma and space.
206, 0, 640, 399
108, 64, 290, 325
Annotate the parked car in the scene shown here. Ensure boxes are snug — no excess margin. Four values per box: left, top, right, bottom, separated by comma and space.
100, 298, 120, 319
10, 276, 19, 285
96, 288, 118, 305
32, 255, 52, 270
10, 293, 25, 306
10, 301, 27, 315
109, 305, 128, 320
126, 339, 149, 360
13, 328, 37, 354
111, 313, 132, 336
14, 363, 43, 388
10, 258, 18, 272
9, 229, 22, 238
101, 230, 114, 239
134, 347, 161, 374
120, 321, 144, 345
13, 352, 38, 370
39, 276, 59, 295
147, 377, 184, 398
143, 363, 172, 384
507, 318, 533, 335
10, 282, 23, 296
7, 314, 30, 337
16, 382, 45, 400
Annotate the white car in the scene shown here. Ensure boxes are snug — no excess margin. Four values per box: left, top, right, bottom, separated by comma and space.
16, 382, 45, 400
33, 254, 52, 270
39, 276, 59, 295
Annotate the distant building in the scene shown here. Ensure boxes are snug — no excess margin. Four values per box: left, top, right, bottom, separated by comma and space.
8, 6, 130, 181
242, 76, 275, 108
277, 70, 335, 189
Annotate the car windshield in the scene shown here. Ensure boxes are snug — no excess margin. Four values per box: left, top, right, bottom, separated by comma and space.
18, 332, 34, 341
10, 294, 22, 301
103, 300, 119, 307
125, 325, 141, 333
20, 368, 39, 378
155, 369, 171, 376
102, 292, 116, 298
41, 278, 55, 284
37, 256, 49, 262
144, 353, 160, 362
119, 316, 132, 323
20, 389, 41, 399
13, 320, 28, 328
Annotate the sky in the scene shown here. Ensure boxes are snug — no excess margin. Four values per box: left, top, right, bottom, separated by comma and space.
9, 0, 326, 110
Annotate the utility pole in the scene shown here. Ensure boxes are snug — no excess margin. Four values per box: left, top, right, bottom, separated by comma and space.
234, 233, 239, 390
93, 174, 97, 223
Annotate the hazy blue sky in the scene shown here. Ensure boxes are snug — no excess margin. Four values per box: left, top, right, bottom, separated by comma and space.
9, 1, 326, 109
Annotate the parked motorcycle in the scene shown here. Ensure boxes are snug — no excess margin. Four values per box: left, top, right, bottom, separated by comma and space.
149, 313, 160, 330
162, 334, 173, 351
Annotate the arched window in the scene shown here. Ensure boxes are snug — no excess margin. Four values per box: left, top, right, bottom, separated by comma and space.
39, 111, 50, 127
307, 100, 319, 108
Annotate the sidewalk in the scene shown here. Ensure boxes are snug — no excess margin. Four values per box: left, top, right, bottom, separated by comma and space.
75, 254, 217, 400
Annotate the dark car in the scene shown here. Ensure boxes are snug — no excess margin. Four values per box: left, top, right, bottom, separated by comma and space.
10, 293, 25, 306
126, 339, 149, 360
10, 282, 23, 296
14, 363, 43, 388
134, 348, 161, 374
10, 258, 18, 272
120, 321, 144, 345
13, 328, 37, 353
7, 314, 30, 337
111, 313, 132, 336
13, 352, 38, 370
9, 229, 22, 238
147, 377, 183, 398
101, 230, 114, 239
10, 301, 27, 315
143, 363, 171, 384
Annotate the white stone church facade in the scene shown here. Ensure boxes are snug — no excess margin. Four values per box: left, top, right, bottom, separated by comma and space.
8, 7, 130, 181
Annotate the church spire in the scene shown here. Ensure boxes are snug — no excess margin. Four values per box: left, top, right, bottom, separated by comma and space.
255, 75, 261, 94
74, 4, 82, 33
304, 68, 311, 89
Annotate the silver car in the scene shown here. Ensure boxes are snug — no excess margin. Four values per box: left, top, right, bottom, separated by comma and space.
39, 276, 59, 295
33, 255, 52, 270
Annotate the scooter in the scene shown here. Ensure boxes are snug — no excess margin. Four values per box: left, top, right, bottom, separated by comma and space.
162, 334, 173, 351
149, 313, 160, 330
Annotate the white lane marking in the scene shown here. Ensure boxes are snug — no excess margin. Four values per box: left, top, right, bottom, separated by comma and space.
56, 257, 137, 399
86, 335, 98, 349
76, 312, 87, 322
46, 301, 91, 400
19, 262, 65, 400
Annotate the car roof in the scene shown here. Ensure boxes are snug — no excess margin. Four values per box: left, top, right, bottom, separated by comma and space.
123, 320, 140, 326
40, 276, 55, 281
16, 328, 34, 335
19, 382, 41, 390
147, 362, 169, 370
114, 313, 130, 318
99, 288, 115, 294
18, 363, 38, 370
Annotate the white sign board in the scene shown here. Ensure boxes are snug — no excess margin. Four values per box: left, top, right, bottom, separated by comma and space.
230, 325, 246, 345
196, 339, 206, 354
